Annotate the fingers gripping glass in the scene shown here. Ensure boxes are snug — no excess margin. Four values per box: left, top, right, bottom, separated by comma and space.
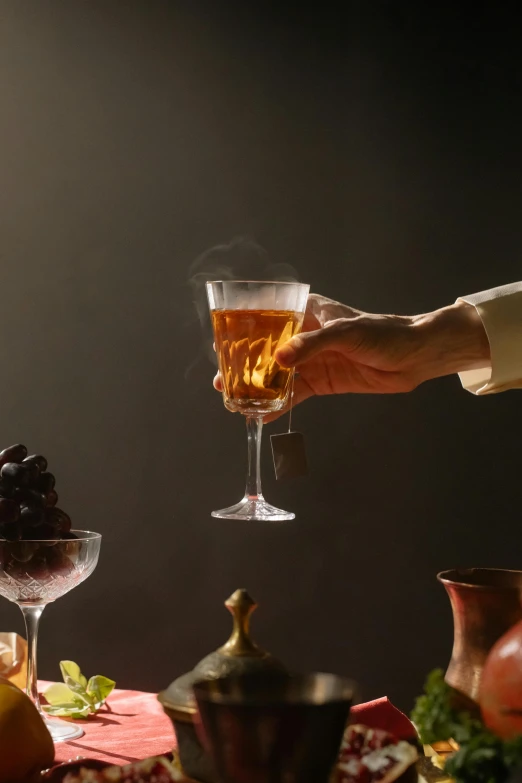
207, 281, 309, 522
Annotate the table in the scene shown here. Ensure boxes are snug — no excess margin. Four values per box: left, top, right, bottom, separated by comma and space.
50, 687, 176, 766
49, 689, 414, 768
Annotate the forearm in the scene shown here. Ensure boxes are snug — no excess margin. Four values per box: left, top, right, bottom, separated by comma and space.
412, 300, 491, 383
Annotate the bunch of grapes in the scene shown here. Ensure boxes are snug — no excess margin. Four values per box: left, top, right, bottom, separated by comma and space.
0, 444, 75, 542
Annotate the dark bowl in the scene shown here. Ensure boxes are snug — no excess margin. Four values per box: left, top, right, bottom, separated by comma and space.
193, 672, 356, 783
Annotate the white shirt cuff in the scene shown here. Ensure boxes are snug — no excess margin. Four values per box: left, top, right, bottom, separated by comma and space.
456, 282, 522, 395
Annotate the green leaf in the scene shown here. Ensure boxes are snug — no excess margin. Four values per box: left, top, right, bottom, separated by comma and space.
87, 675, 116, 704
412, 667, 522, 783
62, 676, 92, 705
410, 668, 483, 746
411, 669, 456, 744
503, 735, 522, 770
42, 681, 92, 718
47, 659, 116, 719
43, 703, 92, 719
444, 731, 507, 783
60, 660, 88, 689
43, 682, 78, 706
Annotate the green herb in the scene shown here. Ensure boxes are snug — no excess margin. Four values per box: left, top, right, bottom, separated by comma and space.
411, 669, 482, 745
445, 731, 506, 783
504, 736, 522, 770
43, 660, 115, 719
411, 669, 522, 783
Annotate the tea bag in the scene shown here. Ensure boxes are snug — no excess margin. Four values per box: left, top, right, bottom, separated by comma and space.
0, 632, 27, 689
270, 371, 308, 480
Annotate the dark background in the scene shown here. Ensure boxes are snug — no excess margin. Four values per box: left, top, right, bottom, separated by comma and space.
1, 0, 521, 712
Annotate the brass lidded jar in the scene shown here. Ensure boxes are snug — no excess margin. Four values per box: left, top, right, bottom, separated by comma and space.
158, 588, 287, 783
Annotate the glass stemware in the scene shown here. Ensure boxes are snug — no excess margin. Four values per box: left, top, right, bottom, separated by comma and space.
0, 530, 101, 742
207, 280, 309, 522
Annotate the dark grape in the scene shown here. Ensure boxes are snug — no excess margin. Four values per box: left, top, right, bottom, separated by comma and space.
0, 479, 13, 498
0, 444, 28, 467
21, 526, 44, 541
0, 463, 23, 484
0, 445, 74, 549
33, 522, 60, 541
2, 557, 25, 579
18, 488, 47, 508
46, 489, 58, 507
37, 472, 56, 494
46, 507, 71, 534
21, 461, 40, 485
23, 454, 48, 472
27, 553, 50, 580
10, 541, 38, 563
20, 506, 45, 528
1, 462, 38, 487
0, 498, 20, 525
46, 547, 74, 576
0, 521, 22, 541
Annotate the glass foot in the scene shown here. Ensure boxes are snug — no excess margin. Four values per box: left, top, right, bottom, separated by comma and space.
211, 496, 295, 522
45, 716, 85, 743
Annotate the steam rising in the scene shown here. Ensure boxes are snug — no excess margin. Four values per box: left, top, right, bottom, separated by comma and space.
186, 236, 300, 378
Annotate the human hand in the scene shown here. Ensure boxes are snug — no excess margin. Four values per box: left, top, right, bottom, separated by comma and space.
212, 293, 491, 414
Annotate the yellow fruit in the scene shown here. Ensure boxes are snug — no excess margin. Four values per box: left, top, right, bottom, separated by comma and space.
0, 674, 20, 689
0, 682, 54, 782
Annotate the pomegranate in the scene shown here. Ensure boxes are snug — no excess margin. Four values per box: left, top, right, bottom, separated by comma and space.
334, 724, 418, 783
479, 618, 522, 739
44, 757, 185, 783
42, 760, 110, 783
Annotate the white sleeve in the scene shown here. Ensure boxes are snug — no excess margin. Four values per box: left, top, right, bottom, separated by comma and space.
456, 282, 522, 395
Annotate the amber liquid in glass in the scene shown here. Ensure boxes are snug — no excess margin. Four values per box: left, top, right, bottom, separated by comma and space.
212, 309, 303, 414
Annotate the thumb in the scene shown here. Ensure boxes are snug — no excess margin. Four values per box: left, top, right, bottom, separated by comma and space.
275, 319, 353, 367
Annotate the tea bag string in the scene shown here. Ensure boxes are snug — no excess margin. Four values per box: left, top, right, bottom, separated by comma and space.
288, 369, 295, 434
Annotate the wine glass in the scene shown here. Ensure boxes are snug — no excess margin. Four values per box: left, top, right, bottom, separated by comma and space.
207, 280, 309, 522
0, 530, 101, 742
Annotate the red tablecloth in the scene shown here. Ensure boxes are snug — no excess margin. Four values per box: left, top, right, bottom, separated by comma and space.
47, 686, 176, 766
44, 684, 414, 769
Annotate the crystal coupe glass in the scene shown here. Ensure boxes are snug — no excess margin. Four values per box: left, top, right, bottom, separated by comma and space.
0, 530, 101, 742
207, 280, 309, 522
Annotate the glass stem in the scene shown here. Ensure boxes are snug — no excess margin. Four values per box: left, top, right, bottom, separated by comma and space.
245, 416, 263, 500
20, 604, 46, 715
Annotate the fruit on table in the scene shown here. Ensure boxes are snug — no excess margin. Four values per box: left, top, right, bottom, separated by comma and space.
335, 724, 418, 783
479, 618, 522, 739
0, 446, 70, 540
0, 674, 19, 688
0, 443, 78, 579
0, 498, 19, 524
46, 489, 59, 507
0, 444, 28, 467
0, 679, 54, 782
44, 757, 187, 783
41, 760, 111, 783
24, 454, 48, 472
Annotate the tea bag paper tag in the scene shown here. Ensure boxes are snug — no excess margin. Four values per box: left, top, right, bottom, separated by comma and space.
270, 370, 308, 480
270, 431, 308, 480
